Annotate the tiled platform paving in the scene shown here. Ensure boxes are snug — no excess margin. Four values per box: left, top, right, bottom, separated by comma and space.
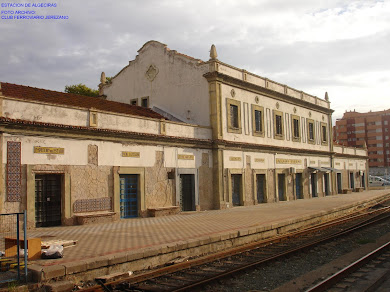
24, 189, 390, 282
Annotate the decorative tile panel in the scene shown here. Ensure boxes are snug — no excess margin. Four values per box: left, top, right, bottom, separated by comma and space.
73, 197, 112, 213
7, 142, 22, 202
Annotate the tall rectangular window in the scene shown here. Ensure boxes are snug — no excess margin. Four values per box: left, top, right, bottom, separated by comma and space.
293, 119, 299, 137
309, 123, 314, 140
252, 105, 264, 137
276, 115, 282, 135
254, 110, 262, 132
291, 115, 300, 142
230, 104, 239, 128
307, 119, 315, 144
273, 110, 284, 139
227, 98, 242, 134
321, 123, 328, 145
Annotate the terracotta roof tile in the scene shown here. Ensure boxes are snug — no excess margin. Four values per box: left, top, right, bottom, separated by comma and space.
0, 116, 211, 145
0, 82, 165, 120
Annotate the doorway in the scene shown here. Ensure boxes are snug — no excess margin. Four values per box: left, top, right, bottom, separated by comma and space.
119, 174, 139, 218
256, 174, 266, 203
180, 174, 195, 211
231, 174, 242, 206
337, 173, 342, 194
35, 174, 62, 227
349, 172, 355, 189
324, 173, 330, 196
311, 173, 318, 197
295, 173, 303, 199
278, 173, 286, 201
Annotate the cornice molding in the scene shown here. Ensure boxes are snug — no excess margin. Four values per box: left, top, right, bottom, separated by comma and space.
0, 118, 212, 149
0, 118, 366, 159
204, 71, 334, 115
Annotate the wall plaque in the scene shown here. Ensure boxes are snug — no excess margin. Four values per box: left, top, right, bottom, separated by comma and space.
335, 162, 341, 166
254, 158, 265, 163
229, 157, 242, 161
34, 147, 64, 154
122, 151, 140, 158
276, 158, 301, 165
178, 154, 194, 160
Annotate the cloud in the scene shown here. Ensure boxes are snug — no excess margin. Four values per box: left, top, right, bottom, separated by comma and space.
0, 0, 389, 122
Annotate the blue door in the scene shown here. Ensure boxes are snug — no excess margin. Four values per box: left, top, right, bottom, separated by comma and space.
120, 175, 139, 218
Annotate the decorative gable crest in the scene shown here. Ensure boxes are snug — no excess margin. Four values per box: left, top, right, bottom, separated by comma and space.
145, 64, 159, 81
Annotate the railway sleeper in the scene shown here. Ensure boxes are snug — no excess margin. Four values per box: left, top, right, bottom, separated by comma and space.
198, 267, 227, 273
181, 270, 215, 277
134, 283, 171, 292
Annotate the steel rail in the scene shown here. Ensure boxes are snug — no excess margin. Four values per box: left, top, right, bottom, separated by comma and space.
305, 241, 390, 292
169, 212, 390, 292
82, 204, 390, 292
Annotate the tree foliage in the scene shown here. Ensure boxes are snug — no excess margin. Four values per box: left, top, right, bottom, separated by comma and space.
64, 83, 99, 97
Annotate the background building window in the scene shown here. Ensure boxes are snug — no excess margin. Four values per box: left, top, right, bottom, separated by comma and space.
130, 98, 138, 106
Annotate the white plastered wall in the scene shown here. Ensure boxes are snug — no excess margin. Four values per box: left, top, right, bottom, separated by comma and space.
103, 42, 211, 126
3, 134, 212, 169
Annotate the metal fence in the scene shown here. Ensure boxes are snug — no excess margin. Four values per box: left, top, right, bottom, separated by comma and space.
0, 211, 27, 284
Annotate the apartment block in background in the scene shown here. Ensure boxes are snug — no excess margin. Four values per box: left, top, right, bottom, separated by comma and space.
334, 109, 390, 175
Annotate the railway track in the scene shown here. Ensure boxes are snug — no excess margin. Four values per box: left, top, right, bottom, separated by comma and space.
306, 241, 390, 292
81, 202, 390, 292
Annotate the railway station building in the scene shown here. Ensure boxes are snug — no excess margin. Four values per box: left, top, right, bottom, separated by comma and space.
0, 41, 368, 228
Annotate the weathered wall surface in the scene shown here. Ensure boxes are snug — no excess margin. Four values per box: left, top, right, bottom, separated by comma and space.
0, 134, 213, 223
103, 41, 211, 126
2, 98, 212, 141
70, 165, 113, 203
244, 155, 254, 205
199, 153, 213, 210
145, 151, 175, 208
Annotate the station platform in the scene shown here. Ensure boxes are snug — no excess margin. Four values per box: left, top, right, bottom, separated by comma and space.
26, 189, 390, 283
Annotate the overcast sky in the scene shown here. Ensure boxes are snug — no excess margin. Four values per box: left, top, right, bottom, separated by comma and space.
1, 0, 389, 122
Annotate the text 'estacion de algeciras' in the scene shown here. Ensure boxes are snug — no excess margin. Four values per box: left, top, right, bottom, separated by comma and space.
1, 2, 69, 20
1, 3, 57, 8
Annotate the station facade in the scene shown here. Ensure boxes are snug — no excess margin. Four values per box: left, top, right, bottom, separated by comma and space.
0, 41, 368, 228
